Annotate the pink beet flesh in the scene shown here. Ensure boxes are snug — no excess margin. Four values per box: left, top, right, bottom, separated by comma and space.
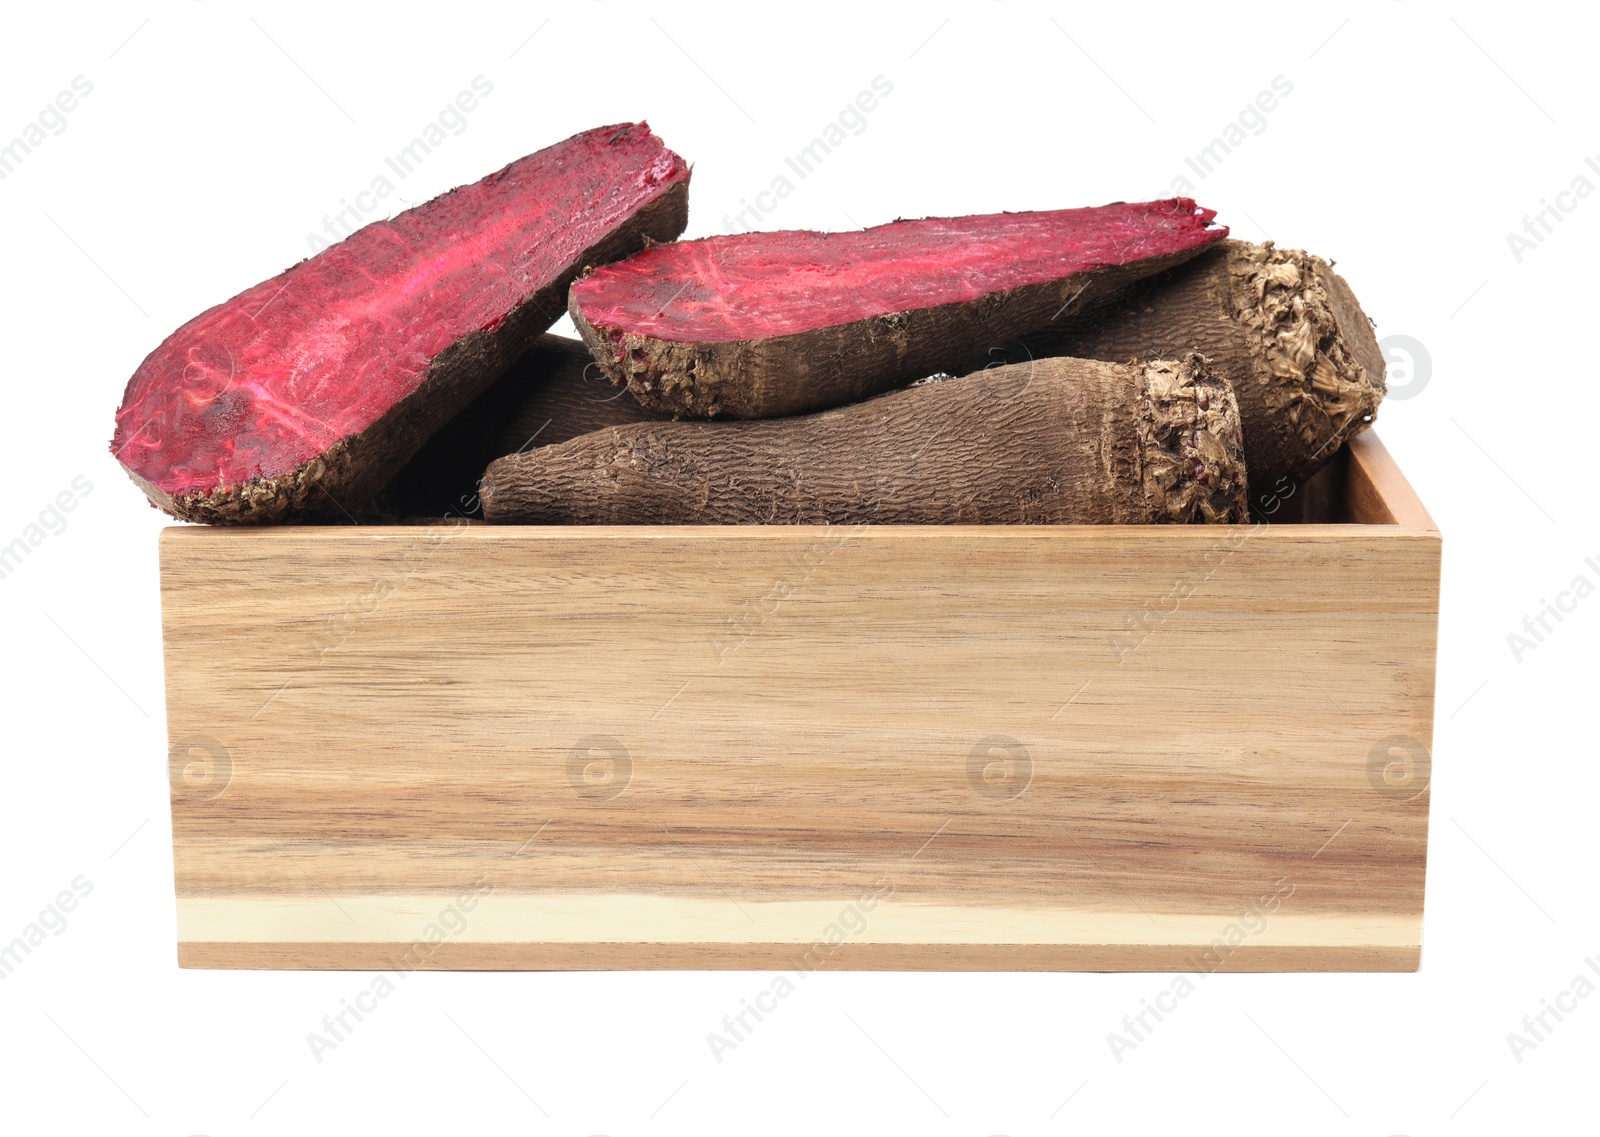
571, 199, 1225, 342
112, 123, 688, 501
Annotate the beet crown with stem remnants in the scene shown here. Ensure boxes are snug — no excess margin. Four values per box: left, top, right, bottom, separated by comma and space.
1005, 238, 1387, 492
112, 122, 690, 523
568, 198, 1228, 419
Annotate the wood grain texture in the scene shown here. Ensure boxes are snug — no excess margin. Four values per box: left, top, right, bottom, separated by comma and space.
1342, 432, 1436, 529
161, 432, 1438, 971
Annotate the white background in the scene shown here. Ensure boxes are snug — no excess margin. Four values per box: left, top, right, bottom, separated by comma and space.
1, 2, 1596, 1133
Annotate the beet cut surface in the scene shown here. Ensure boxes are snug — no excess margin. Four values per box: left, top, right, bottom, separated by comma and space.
569, 199, 1227, 418
112, 122, 689, 523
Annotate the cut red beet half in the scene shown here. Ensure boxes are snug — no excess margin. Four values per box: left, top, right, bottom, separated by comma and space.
569, 199, 1226, 418
112, 123, 690, 523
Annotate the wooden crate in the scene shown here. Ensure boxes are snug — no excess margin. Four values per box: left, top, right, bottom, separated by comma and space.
161, 432, 1438, 971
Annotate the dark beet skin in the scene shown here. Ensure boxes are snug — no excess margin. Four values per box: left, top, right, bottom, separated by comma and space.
112, 123, 690, 523
372, 333, 666, 520
992, 240, 1387, 496
569, 199, 1226, 419
479, 354, 1249, 526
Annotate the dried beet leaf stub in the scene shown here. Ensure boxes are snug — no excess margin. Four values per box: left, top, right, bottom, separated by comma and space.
568, 198, 1228, 420
111, 122, 690, 524
478, 352, 1248, 526
1011, 239, 1386, 490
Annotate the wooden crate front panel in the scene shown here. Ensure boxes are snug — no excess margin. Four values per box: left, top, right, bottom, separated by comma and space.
162, 506, 1438, 971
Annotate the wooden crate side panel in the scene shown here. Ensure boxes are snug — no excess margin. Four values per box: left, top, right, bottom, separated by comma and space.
162, 520, 1437, 969
1345, 432, 1437, 530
